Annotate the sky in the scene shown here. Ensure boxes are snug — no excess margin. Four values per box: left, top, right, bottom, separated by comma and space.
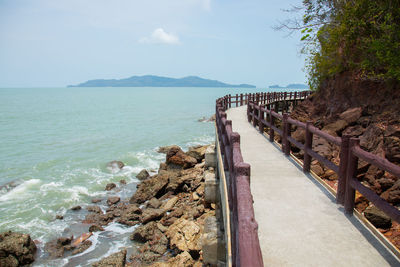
0, 0, 306, 88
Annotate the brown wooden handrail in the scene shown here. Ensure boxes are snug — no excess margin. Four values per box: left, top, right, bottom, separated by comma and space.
245, 93, 400, 226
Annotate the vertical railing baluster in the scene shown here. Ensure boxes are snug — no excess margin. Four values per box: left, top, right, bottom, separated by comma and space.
337, 135, 350, 205
303, 121, 313, 173
344, 138, 360, 215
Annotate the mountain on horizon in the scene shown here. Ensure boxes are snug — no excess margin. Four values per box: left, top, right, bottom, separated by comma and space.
68, 75, 256, 88
268, 83, 308, 89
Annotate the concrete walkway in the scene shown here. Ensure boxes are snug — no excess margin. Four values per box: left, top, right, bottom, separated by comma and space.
226, 105, 398, 266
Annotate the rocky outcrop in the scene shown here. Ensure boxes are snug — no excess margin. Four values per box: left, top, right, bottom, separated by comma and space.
105, 183, 117, 191
107, 161, 125, 170
92, 249, 127, 267
166, 147, 197, 169
0, 231, 37, 267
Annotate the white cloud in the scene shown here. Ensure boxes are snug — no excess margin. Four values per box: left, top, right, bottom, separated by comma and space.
139, 28, 180, 45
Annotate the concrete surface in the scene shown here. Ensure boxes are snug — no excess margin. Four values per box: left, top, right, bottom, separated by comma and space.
226, 105, 399, 266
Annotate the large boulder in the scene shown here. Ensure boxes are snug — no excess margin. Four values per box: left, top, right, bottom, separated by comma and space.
129, 172, 170, 204
117, 204, 142, 226
166, 147, 197, 169
136, 169, 150, 180
157, 145, 181, 154
360, 124, 384, 152
0, 231, 37, 266
364, 206, 392, 229
166, 218, 202, 252
339, 107, 362, 124
131, 222, 160, 243
322, 120, 348, 136
187, 145, 208, 162
92, 249, 126, 267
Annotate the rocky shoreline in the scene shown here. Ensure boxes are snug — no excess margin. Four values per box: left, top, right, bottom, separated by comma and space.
0, 144, 217, 266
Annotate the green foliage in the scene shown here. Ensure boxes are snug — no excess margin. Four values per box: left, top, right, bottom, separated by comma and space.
300, 0, 400, 90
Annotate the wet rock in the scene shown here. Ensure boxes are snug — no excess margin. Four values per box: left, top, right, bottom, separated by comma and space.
136, 169, 150, 180
71, 240, 92, 255
339, 107, 362, 124
71, 205, 82, 211
159, 162, 167, 171
166, 147, 197, 169
105, 183, 117, 191
107, 161, 125, 170
166, 218, 202, 251
92, 249, 126, 267
107, 196, 121, 206
72, 232, 92, 247
91, 198, 102, 203
148, 198, 162, 209
129, 172, 169, 204
119, 179, 127, 185
364, 206, 392, 229
44, 236, 72, 258
208, 114, 216, 122
56, 215, 63, 220
89, 224, 104, 232
157, 145, 180, 154
87, 205, 103, 214
0, 231, 37, 266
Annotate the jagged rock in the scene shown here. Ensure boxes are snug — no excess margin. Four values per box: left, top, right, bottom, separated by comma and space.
87, 205, 103, 214
0, 231, 37, 266
166, 147, 197, 169
56, 215, 63, 220
342, 125, 366, 137
44, 236, 73, 258
161, 196, 178, 212
129, 172, 170, 204
166, 168, 203, 193
71, 205, 82, 211
131, 222, 160, 243
157, 145, 181, 154
166, 218, 202, 251
91, 198, 102, 203
292, 128, 306, 143
148, 198, 162, 209
364, 206, 392, 229
384, 136, 400, 163
105, 183, 117, 191
166, 251, 195, 267
187, 145, 208, 162
119, 179, 127, 185
89, 224, 104, 232
312, 136, 333, 160
71, 240, 92, 255
107, 196, 120, 206
322, 120, 348, 136
107, 161, 125, 169
141, 208, 165, 224
136, 169, 150, 180
117, 204, 142, 226
360, 124, 383, 151
92, 249, 126, 267
339, 107, 362, 124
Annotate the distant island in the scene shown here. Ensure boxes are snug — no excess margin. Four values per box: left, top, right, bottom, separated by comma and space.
68, 75, 256, 88
269, 83, 308, 89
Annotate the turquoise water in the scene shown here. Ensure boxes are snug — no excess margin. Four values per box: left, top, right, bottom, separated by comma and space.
0, 87, 305, 265
1, 86, 274, 241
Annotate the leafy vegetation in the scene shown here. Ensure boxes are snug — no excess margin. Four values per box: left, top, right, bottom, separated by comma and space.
291, 0, 400, 90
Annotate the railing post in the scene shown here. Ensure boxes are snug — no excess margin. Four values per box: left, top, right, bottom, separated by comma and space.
252, 104, 258, 127
240, 93, 243, 106
228, 94, 232, 109
269, 110, 275, 142
282, 113, 288, 154
236, 94, 238, 107
259, 107, 264, 134
303, 121, 313, 173
344, 138, 360, 215
284, 114, 291, 156
247, 102, 252, 122
337, 135, 350, 205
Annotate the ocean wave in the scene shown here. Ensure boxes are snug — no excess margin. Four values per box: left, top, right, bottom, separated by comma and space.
0, 179, 41, 201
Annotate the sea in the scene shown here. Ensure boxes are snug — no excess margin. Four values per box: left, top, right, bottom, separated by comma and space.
0, 86, 303, 266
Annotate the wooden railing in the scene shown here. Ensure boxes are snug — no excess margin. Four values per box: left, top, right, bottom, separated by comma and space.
216, 94, 263, 267
247, 95, 400, 225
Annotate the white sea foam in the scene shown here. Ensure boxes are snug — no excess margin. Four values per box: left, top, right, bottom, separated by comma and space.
0, 179, 41, 201
103, 222, 138, 235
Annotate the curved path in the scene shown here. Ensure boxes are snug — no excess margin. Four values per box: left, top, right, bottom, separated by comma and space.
227, 105, 398, 266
